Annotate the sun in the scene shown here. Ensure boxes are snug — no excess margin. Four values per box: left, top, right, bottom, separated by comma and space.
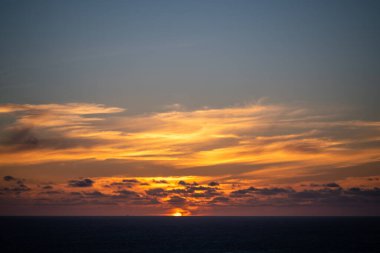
172, 211, 183, 217
170, 208, 191, 216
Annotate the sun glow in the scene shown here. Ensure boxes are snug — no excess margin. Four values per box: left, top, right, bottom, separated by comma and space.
173, 212, 183, 217
171, 208, 192, 216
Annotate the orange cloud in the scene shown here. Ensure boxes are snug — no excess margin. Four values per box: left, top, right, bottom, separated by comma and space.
0, 102, 379, 187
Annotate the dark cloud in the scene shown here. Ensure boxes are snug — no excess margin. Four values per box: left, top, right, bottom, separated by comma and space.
167, 196, 186, 206
191, 188, 221, 198
0, 126, 103, 153
230, 187, 256, 197
178, 181, 198, 186
186, 185, 214, 192
130, 197, 161, 205
83, 191, 105, 197
255, 187, 295, 195
167, 188, 188, 194
208, 181, 219, 186
178, 180, 187, 186
149, 198, 160, 204
230, 187, 294, 198
226, 188, 341, 207
211, 196, 229, 203
0, 184, 30, 194
68, 178, 94, 187
163, 184, 221, 198
41, 190, 63, 195
109, 182, 133, 188
226, 185, 380, 208
278, 187, 380, 207
323, 183, 341, 188
1, 127, 39, 148
114, 190, 140, 198
122, 179, 140, 183
291, 188, 342, 200
345, 187, 380, 197
309, 182, 341, 188
3, 176, 16, 181
291, 190, 327, 199
145, 188, 167, 197
107, 179, 140, 188
42, 185, 53, 190
152, 179, 168, 184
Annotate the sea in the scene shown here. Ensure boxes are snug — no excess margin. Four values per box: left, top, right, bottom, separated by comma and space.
0, 217, 379, 253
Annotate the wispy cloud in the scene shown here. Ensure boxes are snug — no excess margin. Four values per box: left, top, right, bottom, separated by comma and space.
0, 102, 379, 172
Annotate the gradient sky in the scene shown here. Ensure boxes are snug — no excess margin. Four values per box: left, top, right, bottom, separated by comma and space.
0, 0, 380, 216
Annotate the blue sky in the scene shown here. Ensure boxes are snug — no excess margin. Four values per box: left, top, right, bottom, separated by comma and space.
1, 0, 379, 117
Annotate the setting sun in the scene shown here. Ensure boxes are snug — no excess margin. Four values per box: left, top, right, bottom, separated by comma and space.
172, 212, 183, 217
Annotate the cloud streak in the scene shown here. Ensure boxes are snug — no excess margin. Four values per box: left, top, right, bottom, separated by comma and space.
0, 102, 379, 177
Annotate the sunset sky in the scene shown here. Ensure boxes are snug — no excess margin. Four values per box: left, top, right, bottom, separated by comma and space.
1, 0, 379, 216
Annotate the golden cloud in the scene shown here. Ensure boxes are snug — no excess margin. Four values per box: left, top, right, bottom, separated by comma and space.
0, 102, 379, 186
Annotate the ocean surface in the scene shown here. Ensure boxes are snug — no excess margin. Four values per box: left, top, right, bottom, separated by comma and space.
0, 217, 379, 253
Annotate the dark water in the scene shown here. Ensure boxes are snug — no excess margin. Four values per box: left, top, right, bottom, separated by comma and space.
0, 217, 379, 253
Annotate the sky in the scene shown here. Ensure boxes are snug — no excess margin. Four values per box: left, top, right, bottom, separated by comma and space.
0, 0, 379, 216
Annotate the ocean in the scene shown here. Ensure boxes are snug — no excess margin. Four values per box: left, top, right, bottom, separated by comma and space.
0, 217, 379, 253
